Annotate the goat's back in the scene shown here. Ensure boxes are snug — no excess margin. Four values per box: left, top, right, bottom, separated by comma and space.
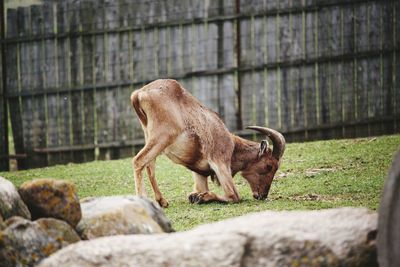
132, 79, 234, 161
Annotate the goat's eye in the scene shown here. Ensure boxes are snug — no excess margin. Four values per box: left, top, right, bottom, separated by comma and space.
259, 165, 273, 176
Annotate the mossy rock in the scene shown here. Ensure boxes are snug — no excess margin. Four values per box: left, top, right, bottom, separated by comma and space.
0, 216, 80, 267
18, 179, 82, 227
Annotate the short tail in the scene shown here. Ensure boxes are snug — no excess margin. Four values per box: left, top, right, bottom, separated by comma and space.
131, 91, 147, 126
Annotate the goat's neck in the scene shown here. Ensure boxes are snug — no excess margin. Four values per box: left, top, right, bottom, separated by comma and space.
230, 135, 259, 175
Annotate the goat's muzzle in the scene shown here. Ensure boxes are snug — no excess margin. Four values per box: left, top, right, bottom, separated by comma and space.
253, 189, 269, 200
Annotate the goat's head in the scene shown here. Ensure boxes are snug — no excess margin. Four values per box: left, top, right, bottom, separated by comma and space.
241, 126, 285, 200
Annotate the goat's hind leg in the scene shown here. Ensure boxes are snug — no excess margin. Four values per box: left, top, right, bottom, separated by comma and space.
132, 137, 171, 204
146, 159, 169, 208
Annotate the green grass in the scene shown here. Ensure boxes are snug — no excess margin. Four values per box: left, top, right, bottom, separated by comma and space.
1, 135, 399, 231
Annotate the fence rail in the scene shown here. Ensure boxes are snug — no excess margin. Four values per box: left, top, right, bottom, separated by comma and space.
1, 0, 399, 170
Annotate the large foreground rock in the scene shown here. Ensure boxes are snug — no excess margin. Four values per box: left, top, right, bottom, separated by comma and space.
378, 151, 400, 267
76, 196, 173, 239
18, 178, 81, 227
39, 208, 377, 267
0, 176, 31, 220
0, 216, 80, 267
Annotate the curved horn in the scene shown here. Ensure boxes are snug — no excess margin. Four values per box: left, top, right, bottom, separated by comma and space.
246, 126, 286, 160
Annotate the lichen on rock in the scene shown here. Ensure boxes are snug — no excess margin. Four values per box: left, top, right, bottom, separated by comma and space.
0, 216, 80, 267
18, 178, 82, 227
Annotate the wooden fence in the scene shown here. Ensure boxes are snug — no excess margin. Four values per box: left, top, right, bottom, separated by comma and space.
1, 0, 399, 170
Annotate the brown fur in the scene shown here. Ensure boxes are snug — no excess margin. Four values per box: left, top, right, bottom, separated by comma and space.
131, 79, 285, 207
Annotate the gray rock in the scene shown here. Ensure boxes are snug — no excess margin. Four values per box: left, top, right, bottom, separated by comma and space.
378, 151, 400, 267
76, 196, 173, 240
35, 218, 81, 245
0, 216, 80, 267
18, 178, 82, 227
39, 208, 377, 267
0, 176, 31, 220
42, 232, 246, 267
128, 196, 174, 233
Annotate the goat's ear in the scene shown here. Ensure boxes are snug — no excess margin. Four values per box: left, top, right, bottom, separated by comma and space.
258, 140, 268, 157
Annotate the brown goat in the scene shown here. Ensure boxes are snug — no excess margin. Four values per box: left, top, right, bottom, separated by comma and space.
131, 79, 285, 208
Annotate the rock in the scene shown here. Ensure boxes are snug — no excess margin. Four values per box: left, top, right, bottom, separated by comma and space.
121, 196, 173, 233
18, 179, 82, 227
0, 176, 31, 220
0, 214, 4, 230
0, 216, 80, 267
35, 218, 81, 245
77, 196, 173, 239
378, 151, 400, 267
39, 208, 377, 267
40, 231, 245, 267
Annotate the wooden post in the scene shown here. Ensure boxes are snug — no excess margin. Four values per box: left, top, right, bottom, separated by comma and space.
57, 1, 73, 164
235, 0, 243, 130
44, 1, 61, 165
68, 0, 84, 163
94, 0, 109, 160
0, 0, 8, 171
14, 7, 26, 166
81, 0, 95, 162
30, 4, 48, 167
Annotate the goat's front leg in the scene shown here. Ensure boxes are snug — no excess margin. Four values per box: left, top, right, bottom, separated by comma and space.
189, 163, 240, 204
188, 172, 209, 203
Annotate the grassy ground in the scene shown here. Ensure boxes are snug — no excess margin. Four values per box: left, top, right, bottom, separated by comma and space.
1, 135, 399, 231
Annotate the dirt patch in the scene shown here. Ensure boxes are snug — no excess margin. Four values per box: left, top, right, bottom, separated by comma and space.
271, 194, 342, 202
305, 168, 336, 177
348, 137, 377, 144
276, 167, 338, 179
288, 194, 342, 202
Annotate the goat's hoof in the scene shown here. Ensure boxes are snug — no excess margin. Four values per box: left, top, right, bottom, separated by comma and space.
195, 192, 212, 204
157, 198, 169, 208
188, 192, 200, 204
189, 192, 215, 204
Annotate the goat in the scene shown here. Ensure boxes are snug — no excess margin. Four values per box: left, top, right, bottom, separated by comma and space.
131, 79, 285, 208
